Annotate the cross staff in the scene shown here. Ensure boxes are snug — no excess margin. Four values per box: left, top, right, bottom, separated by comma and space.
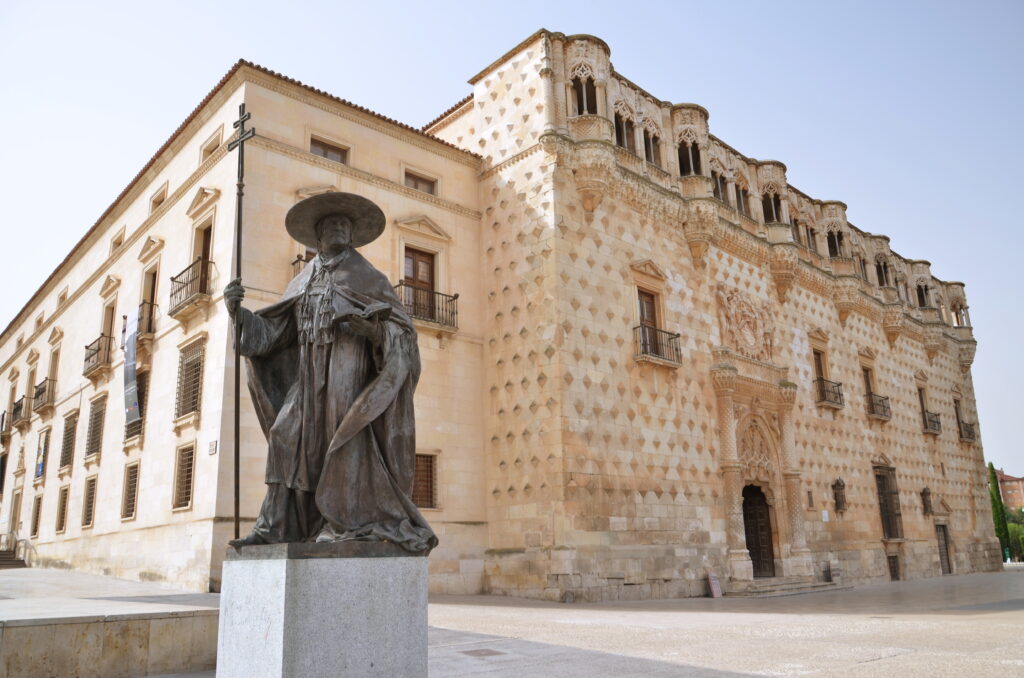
228, 103, 255, 541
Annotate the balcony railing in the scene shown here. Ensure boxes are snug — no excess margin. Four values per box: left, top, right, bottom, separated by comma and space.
169, 258, 213, 317
923, 411, 941, 435
814, 378, 845, 408
83, 335, 113, 377
958, 421, 976, 442
634, 325, 682, 364
11, 396, 30, 427
32, 379, 55, 413
865, 393, 891, 420
394, 282, 458, 329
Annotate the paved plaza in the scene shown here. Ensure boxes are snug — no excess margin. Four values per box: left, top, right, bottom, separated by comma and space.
1, 567, 1022, 676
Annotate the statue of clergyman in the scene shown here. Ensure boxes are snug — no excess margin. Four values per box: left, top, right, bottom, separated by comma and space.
224, 192, 437, 553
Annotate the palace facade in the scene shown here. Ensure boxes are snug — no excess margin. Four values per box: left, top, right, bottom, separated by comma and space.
0, 29, 1000, 599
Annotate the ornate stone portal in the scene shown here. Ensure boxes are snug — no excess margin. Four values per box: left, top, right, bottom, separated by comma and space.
712, 286, 811, 588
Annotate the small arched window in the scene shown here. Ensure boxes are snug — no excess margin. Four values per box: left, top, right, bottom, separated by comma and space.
614, 113, 636, 153
571, 76, 598, 116
916, 284, 930, 307
735, 184, 751, 217
643, 129, 661, 166
678, 141, 702, 176
712, 171, 729, 204
791, 218, 803, 246
826, 231, 845, 258
761, 193, 783, 223
875, 258, 891, 287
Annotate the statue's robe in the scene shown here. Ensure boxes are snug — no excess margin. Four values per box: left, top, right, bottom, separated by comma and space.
236, 248, 437, 553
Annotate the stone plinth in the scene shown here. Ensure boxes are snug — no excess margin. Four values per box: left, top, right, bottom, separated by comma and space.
216, 542, 427, 678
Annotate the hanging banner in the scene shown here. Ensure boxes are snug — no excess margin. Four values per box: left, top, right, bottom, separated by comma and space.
124, 310, 141, 425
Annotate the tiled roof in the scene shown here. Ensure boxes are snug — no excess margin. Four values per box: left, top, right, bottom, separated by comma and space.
422, 93, 473, 132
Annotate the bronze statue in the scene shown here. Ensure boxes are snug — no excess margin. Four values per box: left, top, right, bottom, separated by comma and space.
225, 192, 437, 553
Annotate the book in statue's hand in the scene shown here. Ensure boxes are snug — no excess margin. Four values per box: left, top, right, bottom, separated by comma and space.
341, 302, 392, 323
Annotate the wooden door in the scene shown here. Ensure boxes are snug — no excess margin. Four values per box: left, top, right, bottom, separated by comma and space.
936, 525, 952, 575
742, 485, 775, 578
404, 248, 436, 320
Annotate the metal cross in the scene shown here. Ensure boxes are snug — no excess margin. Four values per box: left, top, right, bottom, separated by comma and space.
228, 103, 255, 541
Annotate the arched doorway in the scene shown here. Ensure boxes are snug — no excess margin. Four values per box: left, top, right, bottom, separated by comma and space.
743, 485, 775, 578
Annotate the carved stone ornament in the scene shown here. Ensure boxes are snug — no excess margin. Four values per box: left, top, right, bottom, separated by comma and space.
716, 285, 776, 362
739, 421, 774, 483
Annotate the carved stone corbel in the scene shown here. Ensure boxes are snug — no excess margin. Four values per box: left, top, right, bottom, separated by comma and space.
769, 243, 799, 302
958, 342, 976, 372
685, 199, 717, 267
832, 277, 860, 326
882, 307, 904, 346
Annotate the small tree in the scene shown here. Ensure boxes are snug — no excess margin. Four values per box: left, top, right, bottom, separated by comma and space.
988, 463, 1011, 558
1009, 523, 1024, 562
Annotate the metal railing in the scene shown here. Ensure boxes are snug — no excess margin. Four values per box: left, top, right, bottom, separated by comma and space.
865, 393, 891, 419
169, 258, 213, 316
394, 282, 458, 329
32, 379, 55, 412
958, 421, 976, 441
633, 325, 682, 364
83, 335, 113, 376
11, 396, 30, 427
923, 411, 941, 434
814, 378, 844, 407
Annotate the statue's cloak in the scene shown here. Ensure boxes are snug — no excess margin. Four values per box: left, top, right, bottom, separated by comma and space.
237, 249, 437, 553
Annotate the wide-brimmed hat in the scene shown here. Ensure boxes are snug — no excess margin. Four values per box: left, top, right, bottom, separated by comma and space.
285, 192, 386, 249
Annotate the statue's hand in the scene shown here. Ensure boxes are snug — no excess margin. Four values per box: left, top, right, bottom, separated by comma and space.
224, 278, 245, 316
348, 315, 381, 343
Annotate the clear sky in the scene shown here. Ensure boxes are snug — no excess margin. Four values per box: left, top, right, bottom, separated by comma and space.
0, 0, 1020, 473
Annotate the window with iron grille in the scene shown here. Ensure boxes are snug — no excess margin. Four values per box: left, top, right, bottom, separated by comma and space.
122, 463, 140, 520
59, 412, 78, 468
175, 341, 205, 418
874, 467, 903, 539
124, 371, 149, 440
412, 454, 437, 509
173, 444, 195, 509
56, 486, 70, 533
85, 397, 107, 459
82, 476, 98, 528
30, 495, 42, 537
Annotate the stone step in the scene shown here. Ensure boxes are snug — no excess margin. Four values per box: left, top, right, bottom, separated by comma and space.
0, 560, 27, 569
727, 581, 852, 598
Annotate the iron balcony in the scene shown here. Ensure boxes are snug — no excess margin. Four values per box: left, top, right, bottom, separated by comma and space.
814, 378, 844, 408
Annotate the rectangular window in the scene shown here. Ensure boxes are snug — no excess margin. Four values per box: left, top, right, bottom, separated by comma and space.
812, 350, 826, 380
404, 171, 436, 195
122, 463, 140, 520
200, 128, 222, 163
412, 454, 436, 509
11, 490, 22, 534
59, 412, 78, 469
30, 495, 42, 538
736, 187, 750, 217
124, 371, 149, 440
874, 467, 903, 539
85, 397, 107, 459
173, 445, 195, 509
0, 453, 6, 494
310, 137, 348, 164
638, 290, 658, 328
150, 184, 167, 214
862, 367, 874, 395
82, 476, 98, 528
678, 143, 693, 175
953, 399, 963, 428
175, 340, 206, 419
56, 486, 70, 533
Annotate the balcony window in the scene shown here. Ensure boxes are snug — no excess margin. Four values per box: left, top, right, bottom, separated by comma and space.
735, 186, 751, 217
919, 387, 941, 434
712, 171, 728, 203
761, 193, 782, 223
397, 247, 457, 328
634, 290, 681, 364
571, 76, 598, 115
875, 258, 891, 287
642, 129, 661, 167
169, 258, 213, 317
412, 453, 437, 508
826, 231, 845, 258
614, 113, 635, 153
812, 349, 843, 407
862, 367, 890, 420
677, 142, 701, 176
916, 284, 930, 308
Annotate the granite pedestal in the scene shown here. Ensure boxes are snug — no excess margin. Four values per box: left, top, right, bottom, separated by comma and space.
216, 542, 427, 678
